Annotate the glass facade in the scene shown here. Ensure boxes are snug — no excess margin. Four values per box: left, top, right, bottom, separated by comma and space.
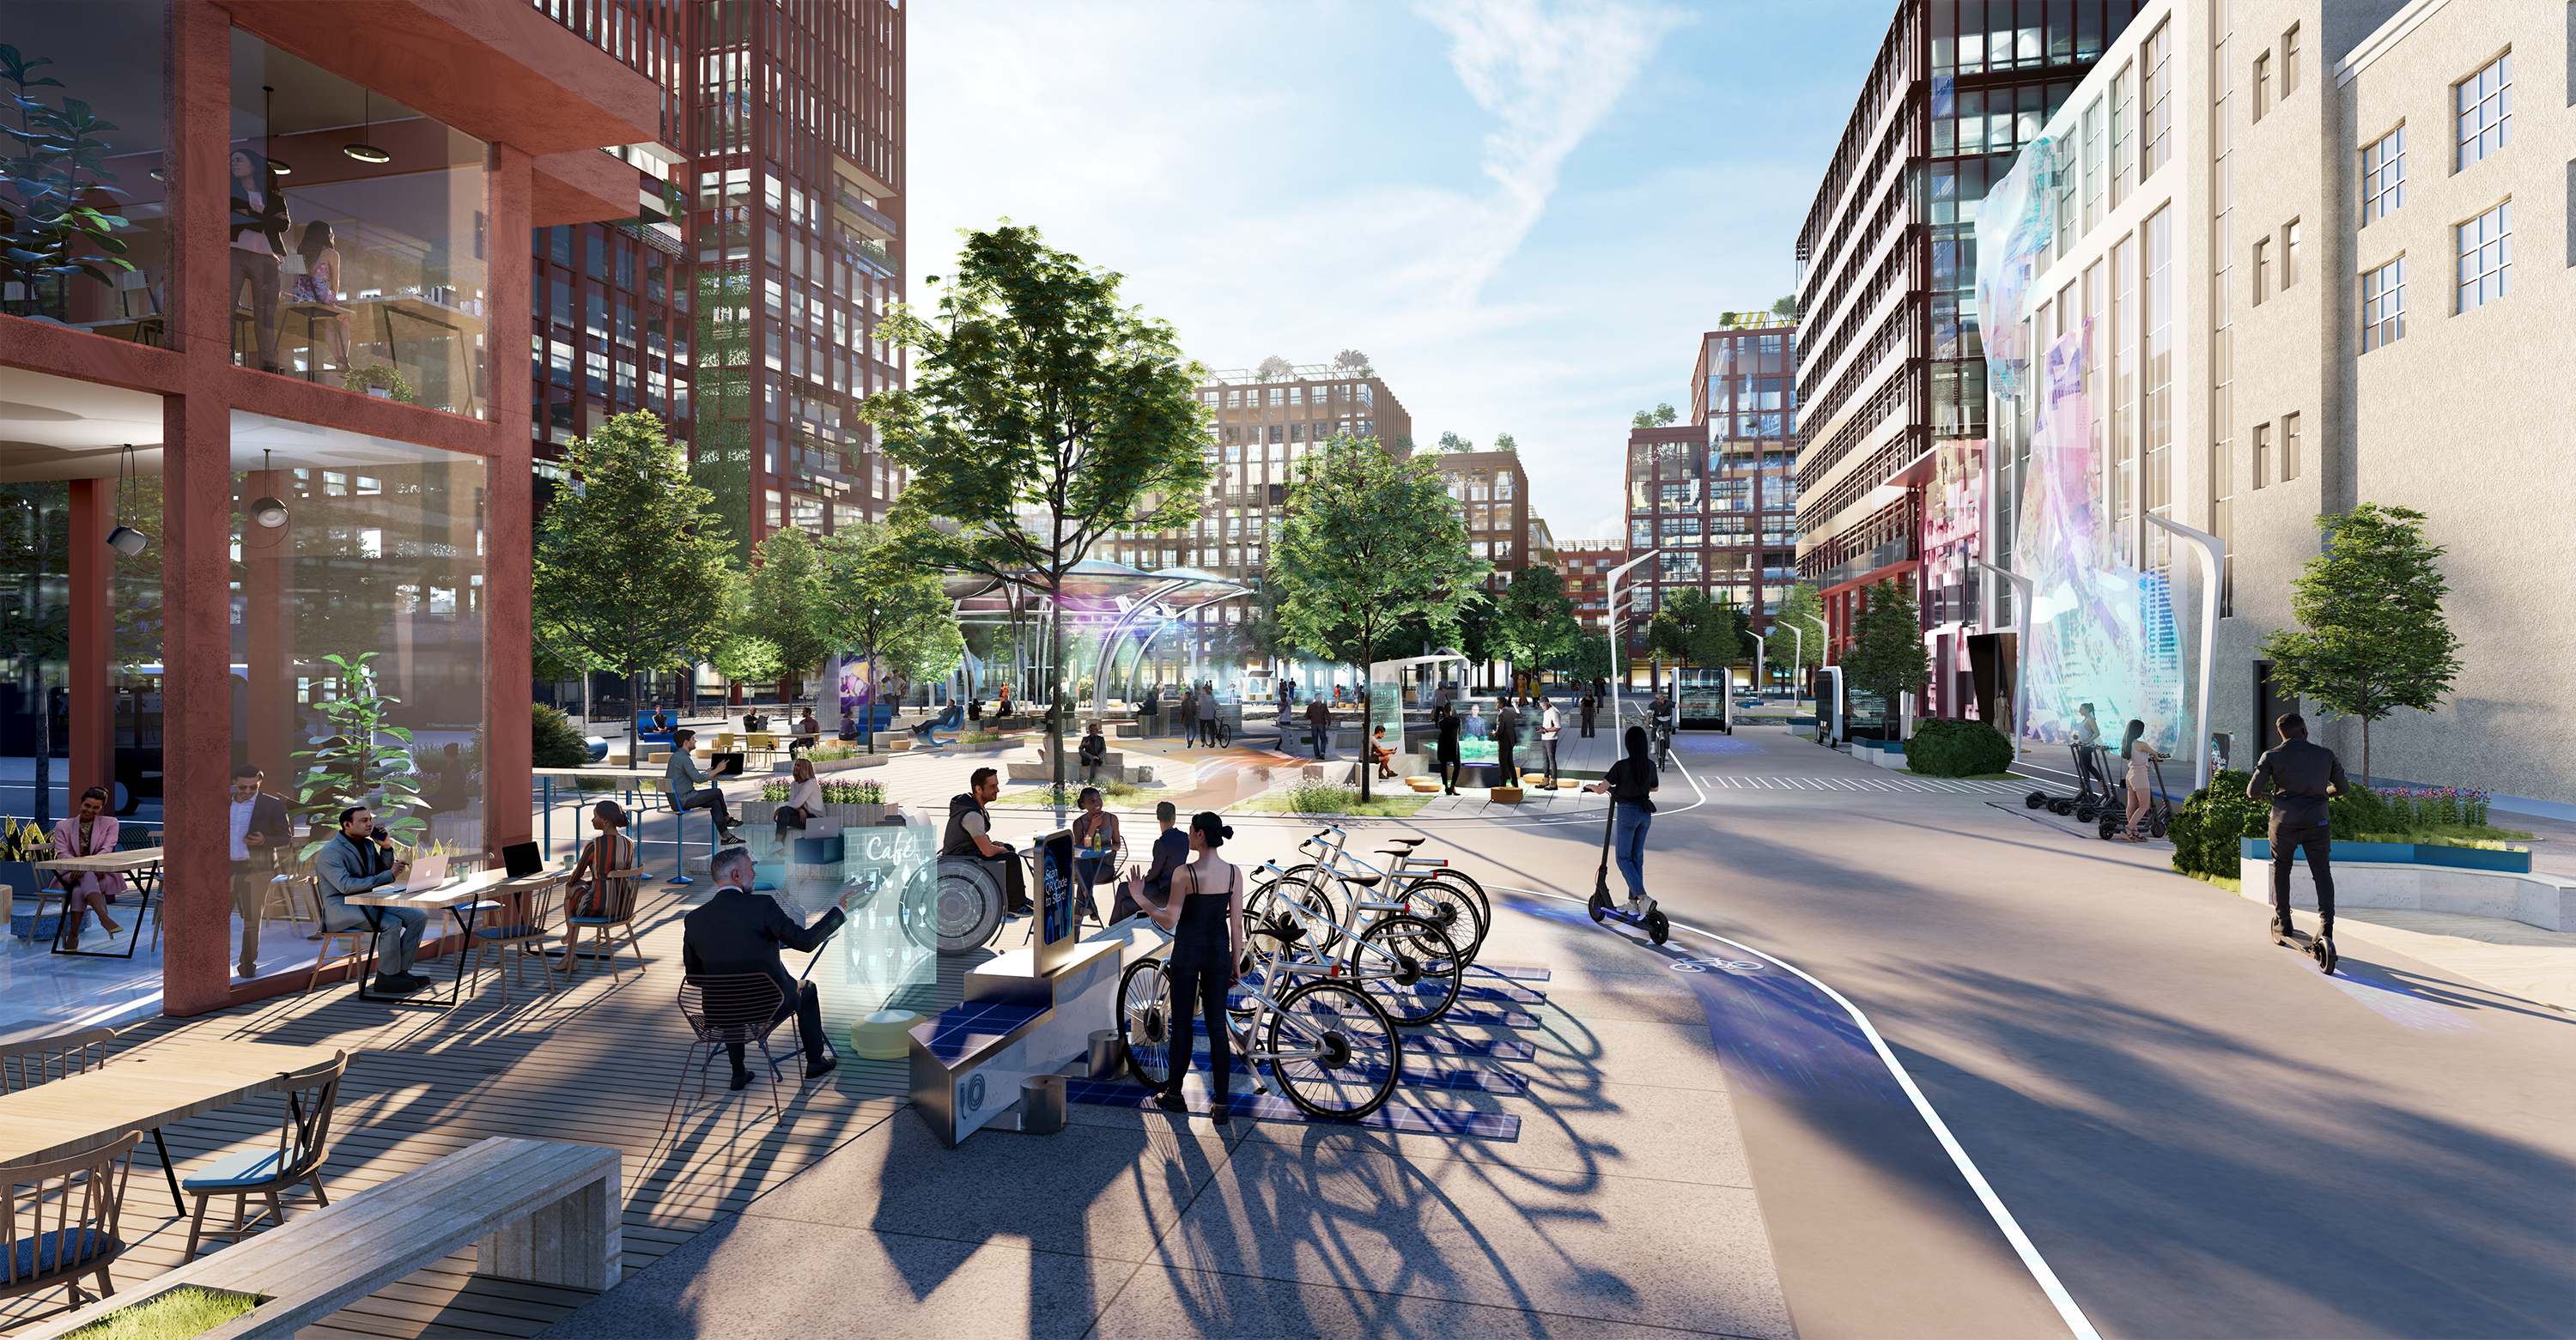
0, 3, 167, 331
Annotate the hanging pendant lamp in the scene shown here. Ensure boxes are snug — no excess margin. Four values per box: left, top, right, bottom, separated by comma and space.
343, 88, 390, 164
261, 86, 293, 175
105, 445, 148, 556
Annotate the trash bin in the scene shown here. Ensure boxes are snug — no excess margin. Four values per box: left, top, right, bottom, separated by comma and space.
1087, 1028, 1123, 1081
1019, 1074, 1067, 1135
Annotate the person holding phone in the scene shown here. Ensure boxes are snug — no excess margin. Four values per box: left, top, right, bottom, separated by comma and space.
1137, 812, 1245, 1124
227, 764, 294, 978
665, 728, 742, 844
314, 805, 429, 995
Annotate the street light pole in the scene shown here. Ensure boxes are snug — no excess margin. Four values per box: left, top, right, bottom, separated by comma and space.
1605, 549, 1662, 737
2143, 512, 2226, 795
1786, 624, 1803, 706
1746, 633, 1765, 700
1973, 560, 2034, 765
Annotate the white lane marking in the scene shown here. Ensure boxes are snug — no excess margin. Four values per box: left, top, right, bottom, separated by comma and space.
1490, 884, 2107, 1340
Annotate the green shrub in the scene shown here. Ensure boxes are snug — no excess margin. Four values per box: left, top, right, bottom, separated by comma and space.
1282, 782, 1357, 814
65, 1286, 258, 1340
532, 702, 590, 768
1904, 719, 2014, 777
2170, 769, 2267, 876
822, 779, 885, 804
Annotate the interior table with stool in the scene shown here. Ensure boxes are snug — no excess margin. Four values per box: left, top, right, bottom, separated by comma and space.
30, 847, 166, 959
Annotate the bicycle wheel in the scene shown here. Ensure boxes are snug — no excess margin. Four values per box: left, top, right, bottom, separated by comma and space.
1394, 875, 1486, 962
1353, 913, 1463, 1026
1266, 978, 1402, 1121
1119, 957, 1174, 1090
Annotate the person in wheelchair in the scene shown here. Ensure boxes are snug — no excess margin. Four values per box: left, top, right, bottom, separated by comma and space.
943, 766, 1030, 917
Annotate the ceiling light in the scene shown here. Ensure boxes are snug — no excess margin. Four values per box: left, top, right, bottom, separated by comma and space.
343, 88, 389, 164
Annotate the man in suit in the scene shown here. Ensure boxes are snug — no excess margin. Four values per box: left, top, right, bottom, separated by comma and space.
1116, 802, 1188, 925
683, 847, 844, 1088
227, 763, 294, 979
313, 804, 429, 995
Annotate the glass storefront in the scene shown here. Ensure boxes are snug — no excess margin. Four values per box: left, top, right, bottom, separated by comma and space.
0, 2, 169, 336
229, 30, 490, 417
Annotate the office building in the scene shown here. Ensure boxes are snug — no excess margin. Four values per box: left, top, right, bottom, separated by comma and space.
1558, 542, 1634, 636
1438, 449, 1534, 603
1793, 1, 2146, 712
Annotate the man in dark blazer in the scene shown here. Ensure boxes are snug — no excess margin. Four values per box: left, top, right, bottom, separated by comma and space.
683, 847, 845, 1088
228, 764, 295, 980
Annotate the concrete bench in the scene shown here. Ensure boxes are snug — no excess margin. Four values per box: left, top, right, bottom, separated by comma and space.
21, 1137, 619, 1340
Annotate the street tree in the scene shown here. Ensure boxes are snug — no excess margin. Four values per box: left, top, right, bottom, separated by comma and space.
2257, 503, 2462, 784
743, 525, 833, 704
711, 633, 782, 694
1844, 579, 1929, 736
534, 412, 731, 768
1491, 565, 1580, 688
1630, 403, 1678, 430
817, 518, 959, 752
1765, 583, 1826, 692
861, 222, 1211, 795
1273, 434, 1486, 801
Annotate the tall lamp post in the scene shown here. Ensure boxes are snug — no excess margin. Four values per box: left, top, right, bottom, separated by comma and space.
1604, 549, 1662, 736
1973, 561, 2033, 763
1795, 613, 1829, 706
2143, 513, 2225, 795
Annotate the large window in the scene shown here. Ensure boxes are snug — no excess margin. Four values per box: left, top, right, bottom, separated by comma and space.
2141, 22, 2172, 180
2361, 129, 2405, 223
231, 31, 491, 416
2456, 55, 2512, 171
2362, 259, 2404, 350
0, 3, 168, 331
2457, 202, 2512, 311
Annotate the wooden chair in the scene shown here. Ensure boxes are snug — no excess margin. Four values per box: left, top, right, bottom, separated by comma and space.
666, 974, 789, 1134
562, 866, 644, 978
180, 1052, 348, 1262
466, 879, 562, 1006
0, 1129, 140, 1313
744, 731, 779, 769
298, 878, 374, 995
0, 1028, 116, 1094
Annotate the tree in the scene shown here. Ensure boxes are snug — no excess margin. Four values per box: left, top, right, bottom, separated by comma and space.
817, 519, 959, 751
1643, 608, 1690, 679
1490, 565, 1580, 688
1844, 579, 1929, 736
1333, 349, 1374, 378
1765, 583, 1826, 696
1560, 633, 1614, 686
744, 525, 832, 702
1770, 295, 1797, 318
534, 412, 732, 768
861, 222, 1211, 795
1437, 431, 1474, 453
1492, 431, 1518, 453
2257, 503, 2462, 785
711, 633, 782, 694
1274, 434, 1486, 801
1630, 403, 1678, 430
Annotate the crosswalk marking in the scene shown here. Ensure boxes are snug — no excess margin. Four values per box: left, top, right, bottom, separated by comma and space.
1698, 774, 2028, 795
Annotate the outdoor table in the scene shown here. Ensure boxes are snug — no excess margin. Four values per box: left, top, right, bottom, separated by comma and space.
0, 1039, 350, 1216
32, 846, 165, 959
345, 870, 568, 1009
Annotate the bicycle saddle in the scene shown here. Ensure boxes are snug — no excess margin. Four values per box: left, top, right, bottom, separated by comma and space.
1383, 837, 1426, 847
1341, 874, 1384, 888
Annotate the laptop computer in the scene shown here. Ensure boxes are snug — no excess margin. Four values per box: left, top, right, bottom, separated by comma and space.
501, 841, 544, 878
389, 852, 448, 894
708, 751, 746, 777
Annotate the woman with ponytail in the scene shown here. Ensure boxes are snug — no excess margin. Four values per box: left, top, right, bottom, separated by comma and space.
1139, 810, 1246, 1124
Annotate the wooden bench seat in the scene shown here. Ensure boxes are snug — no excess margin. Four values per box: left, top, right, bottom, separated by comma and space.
20, 1137, 619, 1340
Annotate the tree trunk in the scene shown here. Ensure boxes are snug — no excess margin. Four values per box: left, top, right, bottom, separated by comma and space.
866, 648, 877, 754
2360, 717, 2371, 791
1355, 653, 1371, 805
1047, 590, 1068, 813
626, 670, 640, 769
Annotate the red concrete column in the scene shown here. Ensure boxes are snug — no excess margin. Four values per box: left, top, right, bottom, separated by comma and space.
241, 467, 293, 786
66, 479, 113, 803
483, 143, 534, 857
161, 0, 240, 1016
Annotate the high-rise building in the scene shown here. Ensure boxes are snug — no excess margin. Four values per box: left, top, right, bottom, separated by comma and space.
530, 1, 906, 557
1793, 2, 2144, 710
1556, 542, 1633, 636
1437, 450, 1534, 603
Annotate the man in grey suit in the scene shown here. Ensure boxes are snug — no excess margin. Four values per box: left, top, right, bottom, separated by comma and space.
313, 804, 431, 995
666, 728, 743, 844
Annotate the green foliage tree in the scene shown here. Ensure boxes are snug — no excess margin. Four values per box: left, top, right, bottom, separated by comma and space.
1643, 608, 1690, 678
711, 633, 782, 690
1559, 632, 1613, 685
1843, 579, 1929, 735
530, 701, 590, 769
1771, 295, 1797, 318
1490, 565, 1580, 687
691, 270, 756, 562
744, 525, 831, 702
861, 222, 1211, 793
817, 519, 958, 751
533, 413, 731, 768
1492, 431, 1518, 453
2256, 503, 2462, 785
1436, 431, 1473, 453
1629, 403, 1678, 431
1274, 434, 1487, 800
1765, 583, 1826, 687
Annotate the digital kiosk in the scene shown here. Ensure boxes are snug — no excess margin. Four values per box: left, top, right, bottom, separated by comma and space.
908, 827, 1123, 1145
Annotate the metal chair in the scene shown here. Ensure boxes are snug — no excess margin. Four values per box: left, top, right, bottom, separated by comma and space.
563, 865, 645, 978
665, 974, 788, 1134
0, 1130, 140, 1313
297, 877, 375, 995
180, 1052, 348, 1261
0, 1028, 116, 1094
466, 878, 562, 1006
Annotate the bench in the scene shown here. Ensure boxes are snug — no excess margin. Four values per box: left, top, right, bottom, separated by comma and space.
20, 1137, 619, 1340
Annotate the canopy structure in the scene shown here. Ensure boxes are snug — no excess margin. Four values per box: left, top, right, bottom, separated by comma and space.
926, 560, 1250, 717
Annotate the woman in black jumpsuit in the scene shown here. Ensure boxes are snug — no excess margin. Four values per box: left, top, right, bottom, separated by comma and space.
1435, 703, 1463, 794
1144, 811, 1246, 1123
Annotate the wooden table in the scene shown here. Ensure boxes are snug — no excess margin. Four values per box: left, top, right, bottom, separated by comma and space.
31, 846, 165, 959
0, 1040, 350, 1216
346, 870, 568, 1009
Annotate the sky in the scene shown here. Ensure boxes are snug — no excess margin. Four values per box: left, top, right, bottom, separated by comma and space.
908, 0, 1894, 550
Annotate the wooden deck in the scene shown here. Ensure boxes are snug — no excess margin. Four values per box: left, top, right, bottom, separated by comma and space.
0, 877, 995, 1339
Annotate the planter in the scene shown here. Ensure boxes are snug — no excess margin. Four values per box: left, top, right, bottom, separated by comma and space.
822, 803, 890, 828
47, 1283, 261, 1339
2240, 838, 2530, 875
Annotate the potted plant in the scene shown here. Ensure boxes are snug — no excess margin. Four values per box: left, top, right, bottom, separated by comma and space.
0, 45, 138, 322
2, 816, 56, 941
340, 362, 417, 403
820, 778, 888, 828
291, 652, 434, 859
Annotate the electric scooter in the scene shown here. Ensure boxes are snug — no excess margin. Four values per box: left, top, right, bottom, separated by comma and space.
2096, 753, 2173, 841
1584, 797, 1670, 945
2272, 913, 2338, 974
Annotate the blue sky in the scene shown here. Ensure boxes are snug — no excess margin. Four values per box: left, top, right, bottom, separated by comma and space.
910, 0, 1895, 549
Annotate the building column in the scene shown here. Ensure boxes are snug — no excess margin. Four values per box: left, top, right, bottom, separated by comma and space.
66, 479, 113, 803
483, 143, 535, 857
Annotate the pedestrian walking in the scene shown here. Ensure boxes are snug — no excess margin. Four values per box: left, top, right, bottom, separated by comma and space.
1585, 725, 1661, 917
1198, 682, 1219, 746
1434, 702, 1463, 794
1494, 700, 1521, 787
2248, 713, 2350, 943
1305, 695, 1332, 760
1579, 689, 1597, 739
1537, 694, 1562, 786
1178, 684, 1199, 744
2117, 719, 2169, 841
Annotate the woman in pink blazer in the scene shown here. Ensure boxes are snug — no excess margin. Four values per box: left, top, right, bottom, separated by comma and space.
52, 786, 127, 938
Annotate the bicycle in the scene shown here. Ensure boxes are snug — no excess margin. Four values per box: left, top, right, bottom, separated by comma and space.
1256, 825, 1488, 961
1116, 888, 1406, 1121
1236, 858, 1464, 1027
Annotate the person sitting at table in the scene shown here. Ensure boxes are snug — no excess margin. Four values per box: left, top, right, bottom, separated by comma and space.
1071, 785, 1121, 920
943, 766, 1030, 917
52, 786, 126, 947
1078, 722, 1108, 784
566, 799, 635, 920
228, 764, 293, 979
791, 709, 821, 758
683, 846, 843, 1088
313, 804, 429, 996
666, 728, 742, 845
775, 757, 822, 838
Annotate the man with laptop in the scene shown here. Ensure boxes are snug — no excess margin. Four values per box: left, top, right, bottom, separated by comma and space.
313, 804, 434, 996
666, 729, 744, 845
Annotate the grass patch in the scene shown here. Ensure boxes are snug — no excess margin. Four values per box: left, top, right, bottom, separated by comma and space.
1235, 783, 1431, 818
2183, 869, 2244, 894
994, 779, 1151, 808
68, 1287, 260, 1340
2351, 827, 2533, 850
955, 731, 1003, 745
1902, 768, 2026, 781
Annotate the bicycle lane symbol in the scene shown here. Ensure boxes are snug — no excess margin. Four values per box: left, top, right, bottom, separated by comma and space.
1673, 958, 1767, 976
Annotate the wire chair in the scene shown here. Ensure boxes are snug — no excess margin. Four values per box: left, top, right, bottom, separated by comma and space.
665, 973, 789, 1134
180, 1052, 349, 1261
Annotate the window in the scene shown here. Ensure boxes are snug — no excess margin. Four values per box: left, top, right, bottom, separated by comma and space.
2361, 129, 2405, 223
2458, 54, 2512, 170
2253, 51, 2269, 121
2252, 421, 2271, 488
2142, 22, 2172, 179
2281, 25, 2300, 97
2457, 202, 2512, 310
2282, 220, 2301, 288
2362, 258, 2406, 350
2111, 64, 2135, 208
2082, 96, 2105, 231
2281, 412, 2301, 482
2252, 237, 2269, 303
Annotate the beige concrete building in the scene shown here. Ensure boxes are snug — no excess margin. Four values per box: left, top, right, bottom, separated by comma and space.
1982, 0, 2575, 809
